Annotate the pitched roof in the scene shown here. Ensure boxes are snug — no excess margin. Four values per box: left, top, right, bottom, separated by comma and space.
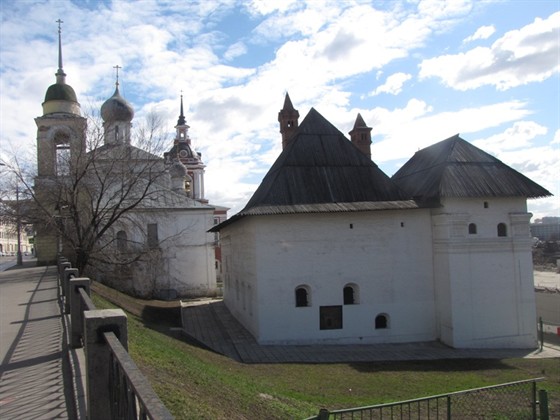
244, 108, 409, 209
212, 108, 414, 231
392, 134, 552, 200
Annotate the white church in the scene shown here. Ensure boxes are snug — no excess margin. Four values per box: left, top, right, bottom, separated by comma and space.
212, 94, 552, 349
34, 25, 225, 299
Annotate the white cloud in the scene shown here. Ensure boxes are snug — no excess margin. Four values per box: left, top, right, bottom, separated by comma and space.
369, 72, 412, 96
472, 121, 548, 155
463, 25, 495, 43
552, 129, 560, 144
419, 12, 560, 91
370, 100, 533, 163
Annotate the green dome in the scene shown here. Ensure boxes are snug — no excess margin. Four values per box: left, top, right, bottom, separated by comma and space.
44, 82, 78, 103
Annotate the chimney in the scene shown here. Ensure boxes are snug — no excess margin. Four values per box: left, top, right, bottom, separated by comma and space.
349, 113, 372, 159
278, 93, 299, 149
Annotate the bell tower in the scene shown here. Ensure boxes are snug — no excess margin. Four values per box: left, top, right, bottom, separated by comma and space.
163, 95, 207, 203
34, 20, 87, 264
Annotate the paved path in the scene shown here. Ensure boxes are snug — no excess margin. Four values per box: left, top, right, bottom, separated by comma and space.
0, 263, 77, 419
182, 299, 560, 364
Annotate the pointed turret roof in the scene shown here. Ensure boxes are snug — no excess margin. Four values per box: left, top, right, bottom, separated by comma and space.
352, 113, 368, 129
177, 94, 187, 126
282, 92, 296, 111
392, 134, 552, 200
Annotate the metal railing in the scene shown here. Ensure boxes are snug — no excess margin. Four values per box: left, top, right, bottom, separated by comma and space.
58, 256, 173, 420
538, 316, 560, 351
307, 378, 549, 419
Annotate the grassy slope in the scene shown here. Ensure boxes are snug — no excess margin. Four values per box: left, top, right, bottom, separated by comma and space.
92, 294, 560, 419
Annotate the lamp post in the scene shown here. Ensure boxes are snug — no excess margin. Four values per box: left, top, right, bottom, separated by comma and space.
16, 185, 22, 266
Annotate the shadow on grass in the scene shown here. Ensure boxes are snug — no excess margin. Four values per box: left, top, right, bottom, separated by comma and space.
349, 358, 512, 373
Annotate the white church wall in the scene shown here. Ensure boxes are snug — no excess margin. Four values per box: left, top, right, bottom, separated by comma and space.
104, 206, 217, 299
242, 209, 436, 345
158, 208, 218, 298
221, 218, 260, 337
432, 197, 537, 348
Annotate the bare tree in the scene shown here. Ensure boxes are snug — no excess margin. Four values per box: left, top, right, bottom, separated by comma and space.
4, 110, 177, 274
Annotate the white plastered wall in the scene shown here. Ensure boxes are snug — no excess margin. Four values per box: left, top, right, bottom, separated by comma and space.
433, 197, 537, 348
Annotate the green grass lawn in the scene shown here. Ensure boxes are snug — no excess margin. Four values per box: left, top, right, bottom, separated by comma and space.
92, 294, 559, 419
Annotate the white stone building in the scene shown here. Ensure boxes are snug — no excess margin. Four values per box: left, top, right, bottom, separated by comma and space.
212, 95, 551, 349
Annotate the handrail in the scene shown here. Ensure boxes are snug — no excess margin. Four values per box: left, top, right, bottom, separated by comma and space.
78, 286, 95, 311
59, 255, 174, 419
105, 331, 174, 419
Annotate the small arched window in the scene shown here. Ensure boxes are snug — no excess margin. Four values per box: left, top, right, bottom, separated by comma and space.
497, 223, 507, 237
375, 314, 389, 329
295, 286, 310, 307
116, 230, 127, 251
468, 223, 477, 235
343, 283, 359, 305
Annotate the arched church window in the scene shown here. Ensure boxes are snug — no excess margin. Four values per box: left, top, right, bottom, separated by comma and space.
295, 286, 310, 307
343, 283, 359, 304
468, 223, 477, 234
497, 223, 507, 237
375, 314, 389, 329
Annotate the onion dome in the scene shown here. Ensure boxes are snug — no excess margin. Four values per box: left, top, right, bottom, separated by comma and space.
169, 159, 188, 178
100, 86, 134, 122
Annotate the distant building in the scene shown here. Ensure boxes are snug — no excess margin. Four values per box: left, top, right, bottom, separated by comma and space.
531, 217, 560, 241
0, 222, 31, 256
212, 94, 552, 349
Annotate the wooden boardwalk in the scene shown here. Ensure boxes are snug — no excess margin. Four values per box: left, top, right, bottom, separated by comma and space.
181, 299, 560, 364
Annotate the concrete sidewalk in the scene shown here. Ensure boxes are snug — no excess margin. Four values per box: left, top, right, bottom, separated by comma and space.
0, 263, 78, 419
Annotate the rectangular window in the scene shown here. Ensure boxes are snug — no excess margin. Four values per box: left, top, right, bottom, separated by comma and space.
320, 306, 343, 330
56, 144, 71, 176
147, 223, 159, 248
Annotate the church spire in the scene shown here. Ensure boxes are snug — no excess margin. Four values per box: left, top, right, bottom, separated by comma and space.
42, 19, 81, 116
55, 19, 66, 84
177, 94, 186, 126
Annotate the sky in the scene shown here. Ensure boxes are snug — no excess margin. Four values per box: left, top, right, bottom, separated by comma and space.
0, 0, 558, 219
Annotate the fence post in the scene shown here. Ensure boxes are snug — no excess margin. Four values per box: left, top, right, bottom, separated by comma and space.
538, 389, 549, 420
69, 277, 90, 348
64, 268, 79, 313
539, 317, 544, 351
59, 261, 71, 292
84, 309, 128, 420
318, 408, 330, 420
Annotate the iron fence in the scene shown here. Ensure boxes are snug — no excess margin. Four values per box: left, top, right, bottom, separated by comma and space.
308, 378, 547, 419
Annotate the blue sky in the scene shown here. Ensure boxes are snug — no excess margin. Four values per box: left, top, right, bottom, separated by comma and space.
0, 0, 558, 218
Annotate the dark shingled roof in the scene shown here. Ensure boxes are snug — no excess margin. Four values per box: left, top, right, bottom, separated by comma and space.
392, 134, 552, 201
211, 108, 414, 231
244, 108, 409, 209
